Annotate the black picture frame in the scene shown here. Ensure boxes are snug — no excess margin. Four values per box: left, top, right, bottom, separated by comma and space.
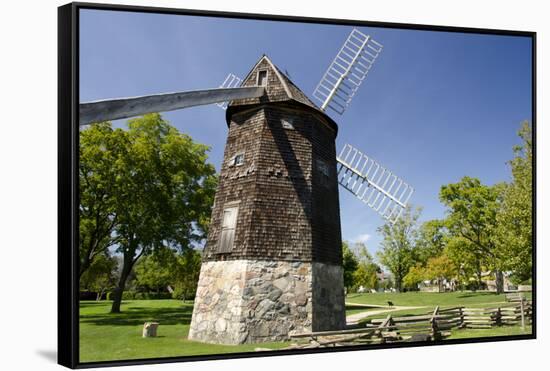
58, 2, 536, 368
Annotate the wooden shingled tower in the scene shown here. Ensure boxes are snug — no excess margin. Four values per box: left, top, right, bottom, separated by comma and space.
188, 55, 346, 344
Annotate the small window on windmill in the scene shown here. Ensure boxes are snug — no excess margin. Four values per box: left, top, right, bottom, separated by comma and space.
218, 205, 239, 253
317, 159, 330, 177
257, 69, 268, 87
281, 118, 294, 130
232, 153, 245, 166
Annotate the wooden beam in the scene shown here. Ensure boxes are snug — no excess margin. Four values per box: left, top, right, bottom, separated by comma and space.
289, 326, 388, 338
79, 86, 265, 125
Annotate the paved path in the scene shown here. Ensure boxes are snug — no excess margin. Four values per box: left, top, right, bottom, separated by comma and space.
345, 302, 427, 325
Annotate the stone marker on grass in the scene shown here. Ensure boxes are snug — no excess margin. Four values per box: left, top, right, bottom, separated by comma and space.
143, 322, 159, 337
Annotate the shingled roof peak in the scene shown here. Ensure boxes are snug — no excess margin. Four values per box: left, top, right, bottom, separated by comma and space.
239, 55, 321, 111
226, 55, 337, 134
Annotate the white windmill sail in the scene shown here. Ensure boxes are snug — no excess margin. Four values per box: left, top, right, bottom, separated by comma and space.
337, 143, 414, 224
216, 73, 243, 110
313, 28, 383, 115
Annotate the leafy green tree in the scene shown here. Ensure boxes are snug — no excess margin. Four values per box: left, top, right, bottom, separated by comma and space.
79, 114, 217, 313
353, 264, 378, 290
400, 219, 447, 291
172, 249, 202, 302
415, 220, 447, 265
351, 242, 380, 290
79, 253, 118, 300
445, 236, 485, 290
342, 241, 359, 293
403, 263, 425, 290
423, 253, 457, 293
439, 177, 505, 293
134, 246, 202, 301
496, 121, 533, 283
353, 242, 373, 264
79, 123, 127, 278
111, 114, 216, 312
377, 206, 421, 292
134, 247, 175, 293
403, 252, 457, 292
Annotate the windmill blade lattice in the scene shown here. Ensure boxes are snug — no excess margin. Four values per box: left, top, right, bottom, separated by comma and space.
216, 73, 243, 110
337, 143, 414, 223
313, 28, 383, 115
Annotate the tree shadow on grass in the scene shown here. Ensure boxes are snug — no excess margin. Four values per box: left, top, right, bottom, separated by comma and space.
80, 306, 194, 327
79, 302, 111, 307
346, 304, 378, 311
456, 292, 499, 299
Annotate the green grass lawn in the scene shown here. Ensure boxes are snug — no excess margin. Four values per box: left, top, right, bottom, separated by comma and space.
345, 305, 383, 316
80, 292, 532, 362
346, 291, 532, 308
447, 325, 532, 339
79, 300, 288, 363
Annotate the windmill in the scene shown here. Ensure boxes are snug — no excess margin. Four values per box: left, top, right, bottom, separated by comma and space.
80, 29, 412, 224
79, 28, 414, 344
213, 29, 413, 223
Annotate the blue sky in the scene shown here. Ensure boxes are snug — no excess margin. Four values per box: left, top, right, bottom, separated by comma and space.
80, 9, 532, 258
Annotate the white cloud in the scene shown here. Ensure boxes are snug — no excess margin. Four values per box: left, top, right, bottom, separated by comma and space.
354, 233, 371, 244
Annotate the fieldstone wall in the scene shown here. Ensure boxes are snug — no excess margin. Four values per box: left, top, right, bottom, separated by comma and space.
188, 260, 250, 344
312, 262, 346, 331
188, 260, 345, 344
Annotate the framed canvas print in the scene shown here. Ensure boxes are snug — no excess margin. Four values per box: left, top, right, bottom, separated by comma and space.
58, 2, 536, 368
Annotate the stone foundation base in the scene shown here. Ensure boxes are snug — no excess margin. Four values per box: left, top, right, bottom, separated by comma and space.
188, 260, 345, 344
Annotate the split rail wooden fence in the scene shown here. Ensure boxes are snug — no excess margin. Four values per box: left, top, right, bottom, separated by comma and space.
284, 298, 532, 350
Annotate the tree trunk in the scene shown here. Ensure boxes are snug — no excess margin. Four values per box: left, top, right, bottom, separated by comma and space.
395, 276, 402, 293
495, 270, 504, 294
475, 270, 483, 291
110, 254, 135, 313
97, 288, 106, 301
110, 286, 124, 313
